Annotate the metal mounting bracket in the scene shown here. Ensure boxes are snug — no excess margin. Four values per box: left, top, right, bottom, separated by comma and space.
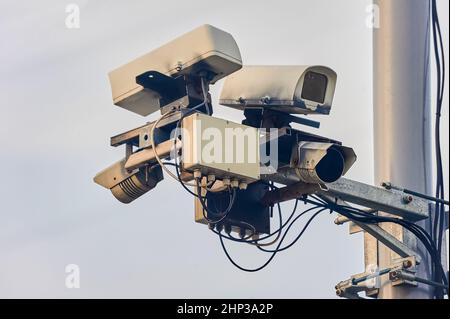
336, 256, 417, 298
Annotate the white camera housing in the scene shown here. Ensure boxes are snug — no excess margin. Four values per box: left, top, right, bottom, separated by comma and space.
291, 142, 356, 184
93, 159, 163, 203
109, 24, 243, 116
219, 65, 337, 115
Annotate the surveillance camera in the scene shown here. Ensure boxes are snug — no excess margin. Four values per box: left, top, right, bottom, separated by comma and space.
219, 65, 337, 115
290, 142, 356, 184
108, 24, 242, 116
94, 159, 163, 203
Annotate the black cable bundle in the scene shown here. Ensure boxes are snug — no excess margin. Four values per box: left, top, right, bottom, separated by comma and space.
431, 0, 447, 299
303, 197, 448, 298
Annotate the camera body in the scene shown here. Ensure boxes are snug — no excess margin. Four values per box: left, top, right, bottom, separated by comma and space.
94, 159, 163, 203
108, 24, 242, 116
219, 65, 337, 115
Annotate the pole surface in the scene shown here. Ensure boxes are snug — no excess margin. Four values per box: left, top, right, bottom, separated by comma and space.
373, 0, 435, 299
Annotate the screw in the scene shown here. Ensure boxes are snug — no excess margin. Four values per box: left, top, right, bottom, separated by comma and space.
175, 61, 182, 72
403, 260, 413, 269
389, 270, 401, 281
402, 195, 413, 204
382, 182, 392, 189
261, 96, 271, 104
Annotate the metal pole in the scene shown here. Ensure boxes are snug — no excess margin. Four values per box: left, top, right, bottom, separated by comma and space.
373, 0, 436, 298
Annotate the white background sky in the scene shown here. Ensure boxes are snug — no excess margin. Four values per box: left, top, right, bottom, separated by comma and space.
0, 0, 448, 298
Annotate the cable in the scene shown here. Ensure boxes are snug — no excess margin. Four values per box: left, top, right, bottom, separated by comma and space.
305, 197, 448, 296
216, 185, 301, 246
431, 0, 447, 298
257, 208, 326, 253
226, 221, 258, 241
382, 183, 449, 206
195, 177, 236, 225
149, 76, 211, 189
217, 201, 295, 245
212, 189, 447, 293
352, 268, 392, 285
410, 275, 448, 290
431, 0, 445, 248
305, 197, 447, 286
216, 205, 325, 272
251, 200, 296, 247
169, 76, 219, 193
200, 77, 212, 116
149, 109, 181, 182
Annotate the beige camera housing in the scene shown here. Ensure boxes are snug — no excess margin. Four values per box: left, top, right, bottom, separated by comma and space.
219, 65, 337, 115
108, 24, 242, 116
93, 159, 163, 203
181, 113, 260, 184
291, 142, 357, 184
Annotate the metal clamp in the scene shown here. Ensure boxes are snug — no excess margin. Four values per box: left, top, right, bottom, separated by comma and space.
336, 257, 417, 298
335, 270, 381, 299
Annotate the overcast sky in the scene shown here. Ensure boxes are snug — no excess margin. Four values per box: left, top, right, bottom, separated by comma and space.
0, 0, 448, 298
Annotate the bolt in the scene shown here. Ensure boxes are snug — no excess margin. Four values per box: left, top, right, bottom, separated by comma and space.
403, 260, 413, 269
382, 182, 392, 189
402, 195, 413, 204
175, 61, 182, 72
389, 270, 401, 281
261, 96, 271, 104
